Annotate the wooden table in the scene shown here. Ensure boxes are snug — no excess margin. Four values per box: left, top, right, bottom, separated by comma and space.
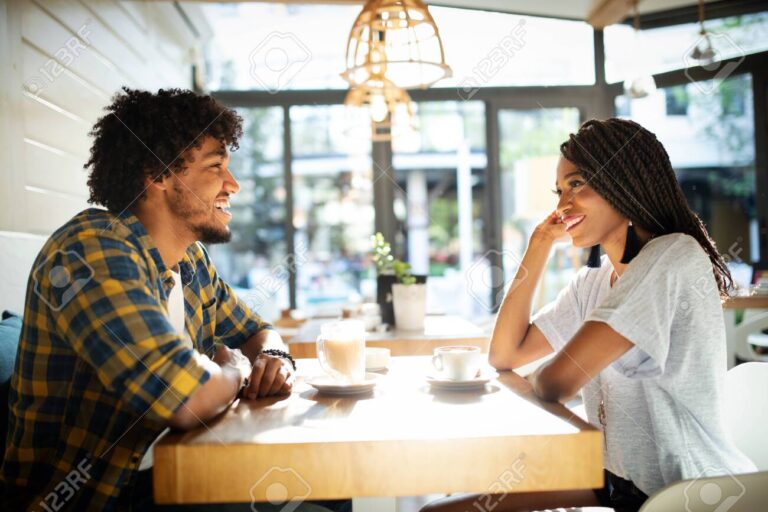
154, 356, 603, 505
723, 295, 768, 309
287, 315, 489, 358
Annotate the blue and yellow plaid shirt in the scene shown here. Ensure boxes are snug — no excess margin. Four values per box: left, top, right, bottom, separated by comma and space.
2, 208, 272, 510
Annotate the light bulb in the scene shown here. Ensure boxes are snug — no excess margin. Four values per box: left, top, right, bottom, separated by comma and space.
623, 75, 657, 99
369, 92, 389, 123
623, 27, 656, 99
690, 33, 716, 66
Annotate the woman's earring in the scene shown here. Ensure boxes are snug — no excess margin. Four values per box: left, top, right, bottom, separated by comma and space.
587, 245, 601, 268
620, 221, 642, 264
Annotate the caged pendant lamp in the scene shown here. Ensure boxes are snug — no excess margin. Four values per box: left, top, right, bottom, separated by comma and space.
344, 75, 413, 123
344, 77, 416, 141
341, 0, 452, 90
623, 0, 656, 99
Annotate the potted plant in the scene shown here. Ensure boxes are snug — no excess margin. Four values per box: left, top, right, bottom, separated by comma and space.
371, 232, 427, 330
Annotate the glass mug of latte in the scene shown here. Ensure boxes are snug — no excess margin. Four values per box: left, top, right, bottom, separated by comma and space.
316, 320, 367, 384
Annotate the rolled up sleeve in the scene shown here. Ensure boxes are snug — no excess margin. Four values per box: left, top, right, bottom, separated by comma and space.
50, 235, 210, 423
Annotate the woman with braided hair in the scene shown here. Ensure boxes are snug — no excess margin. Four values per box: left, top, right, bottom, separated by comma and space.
422, 118, 755, 512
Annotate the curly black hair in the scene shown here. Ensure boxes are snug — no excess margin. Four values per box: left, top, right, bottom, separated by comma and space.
85, 87, 242, 213
560, 118, 733, 299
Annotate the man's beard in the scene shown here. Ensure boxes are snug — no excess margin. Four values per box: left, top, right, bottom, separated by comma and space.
170, 183, 232, 245
196, 224, 231, 244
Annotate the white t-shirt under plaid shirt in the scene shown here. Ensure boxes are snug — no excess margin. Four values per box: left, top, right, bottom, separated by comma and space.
532, 233, 756, 496
139, 269, 194, 471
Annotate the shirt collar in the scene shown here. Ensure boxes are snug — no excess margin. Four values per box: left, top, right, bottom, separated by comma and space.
117, 210, 196, 285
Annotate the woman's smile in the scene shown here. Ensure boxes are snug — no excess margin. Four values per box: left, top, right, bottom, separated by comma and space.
563, 215, 586, 232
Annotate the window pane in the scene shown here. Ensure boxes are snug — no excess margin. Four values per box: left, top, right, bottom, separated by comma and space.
616, 73, 757, 263
291, 105, 374, 315
499, 108, 582, 310
208, 107, 287, 322
200, 4, 595, 91
605, 12, 768, 84
201, 3, 359, 91
392, 101, 489, 319
431, 7, 595, 87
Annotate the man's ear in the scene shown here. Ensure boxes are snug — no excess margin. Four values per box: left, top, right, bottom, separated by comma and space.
144, 170, 172, 193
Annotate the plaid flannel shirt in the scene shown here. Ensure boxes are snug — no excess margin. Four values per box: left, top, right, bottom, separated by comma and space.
1, 208, 272, 511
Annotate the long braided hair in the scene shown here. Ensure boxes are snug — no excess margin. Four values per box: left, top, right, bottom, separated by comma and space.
560, 118, 733, 299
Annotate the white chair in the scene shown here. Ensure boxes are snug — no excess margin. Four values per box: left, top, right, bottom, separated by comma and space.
556, 362, 768, 512
723, 362, 768, 470
634, 362, 768, 510
0, 231, 47, 313
637, 471, 768, 511
728, 311, 768, 364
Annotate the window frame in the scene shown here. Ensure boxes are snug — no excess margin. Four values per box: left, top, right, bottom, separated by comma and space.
211, 20, 768, 311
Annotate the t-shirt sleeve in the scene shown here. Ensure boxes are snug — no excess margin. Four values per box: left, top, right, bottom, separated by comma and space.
531, 267, 590, 352
586, 236, 708, 379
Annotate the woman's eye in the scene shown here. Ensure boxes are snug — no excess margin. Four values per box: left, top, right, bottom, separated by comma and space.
551, 189, 562, 197
569, 179, 583, 188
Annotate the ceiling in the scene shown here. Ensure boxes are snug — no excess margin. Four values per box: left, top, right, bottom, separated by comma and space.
181, 0, 723, 25
431, 0, 714, 21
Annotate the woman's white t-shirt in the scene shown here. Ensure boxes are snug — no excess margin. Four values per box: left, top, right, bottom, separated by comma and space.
532, 233, 756, 495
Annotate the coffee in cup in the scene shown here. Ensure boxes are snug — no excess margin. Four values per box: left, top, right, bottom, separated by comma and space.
316, 320, 366, 383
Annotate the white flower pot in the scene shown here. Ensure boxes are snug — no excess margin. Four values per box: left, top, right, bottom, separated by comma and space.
392, 283, 427, 331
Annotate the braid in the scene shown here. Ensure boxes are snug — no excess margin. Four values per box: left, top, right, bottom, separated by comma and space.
560, 118, 733, 299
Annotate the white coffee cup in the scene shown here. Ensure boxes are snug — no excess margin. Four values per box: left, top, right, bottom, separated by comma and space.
316, 320, 366, 383
431, 346, 482, 381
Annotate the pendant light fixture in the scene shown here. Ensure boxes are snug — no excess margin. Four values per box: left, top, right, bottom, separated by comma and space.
344, 74, 416, 141
689, 0, 716, 65
341, 0, 452, 90
623, 0, 657, 99
344, 75, 413, 123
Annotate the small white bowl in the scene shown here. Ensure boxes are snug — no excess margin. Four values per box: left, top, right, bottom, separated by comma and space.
365, 347, 391, 371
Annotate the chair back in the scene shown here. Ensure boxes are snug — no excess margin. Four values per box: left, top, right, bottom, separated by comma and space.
723, 362, 768, 470
730, 312, 768, 363
0, 312, 22, 463
639, 471, 768, 512
0, 231, 47, 313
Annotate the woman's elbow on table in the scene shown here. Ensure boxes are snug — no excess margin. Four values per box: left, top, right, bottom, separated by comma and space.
532, 365, 579, 403
488, 350, 513, 371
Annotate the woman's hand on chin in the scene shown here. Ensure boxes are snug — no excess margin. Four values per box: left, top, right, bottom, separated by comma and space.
532, 211, 569, 244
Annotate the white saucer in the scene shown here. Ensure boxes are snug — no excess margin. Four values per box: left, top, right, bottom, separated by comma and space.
307, 373, 381, 395
426, 369, 499, 390
366, 365, 388, 372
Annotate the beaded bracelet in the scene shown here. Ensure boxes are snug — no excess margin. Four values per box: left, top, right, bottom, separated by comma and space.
261, 349, 297, 371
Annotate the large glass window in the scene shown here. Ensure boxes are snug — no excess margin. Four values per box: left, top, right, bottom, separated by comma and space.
290, 105, 375, 315
207, 107, 288, 322
202, 3, 359, 91
498, 108, 582, 310
429, 7, 595, 88
616, 73, 757, 263
605, 12, 768, 84
391, 101, 489, 319
200, 4, 595, 92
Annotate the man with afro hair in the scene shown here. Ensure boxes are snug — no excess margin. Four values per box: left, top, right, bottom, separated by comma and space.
1, 88, 343, 511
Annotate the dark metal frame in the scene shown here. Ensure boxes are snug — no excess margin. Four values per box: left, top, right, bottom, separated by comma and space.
603, 51, 768, 271
626, 0, 768, 30
212, 17, 768, 309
